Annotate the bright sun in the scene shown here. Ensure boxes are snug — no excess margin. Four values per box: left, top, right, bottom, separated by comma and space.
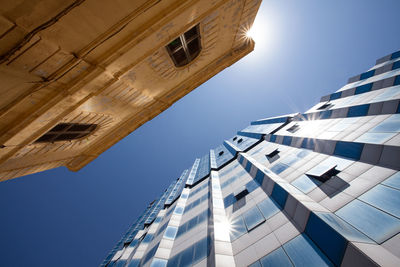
245, 12, 270, 52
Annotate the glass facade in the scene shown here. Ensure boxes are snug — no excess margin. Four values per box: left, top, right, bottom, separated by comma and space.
102, 51, 400, 267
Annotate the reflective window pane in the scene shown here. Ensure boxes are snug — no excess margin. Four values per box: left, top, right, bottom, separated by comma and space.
355, 132, 396, 144
230, 216, 247, 240
382, 172, 400, 190
260, 247, 293, 267
128, 259, 140, 267
150, 258, 167, 267
333, 141, 364, 160
292, 174, 321, 194
270, 163, 289, 174
359, 184, 400, 218
249, 260, 262, 267
257, 198, 280, 219
164, 226, 178, 240
174, 206, 184, 215
283, 234, 333, 267
243, 206, 265, 231
336, 199, 400, 243
370, 114, 400, 133
193, 237, 208, 264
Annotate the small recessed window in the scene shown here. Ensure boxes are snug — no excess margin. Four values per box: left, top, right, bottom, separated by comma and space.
266, 149, 279, 159
218, 151, 224, 156
233, 137, 237, 141
287, 124, 300, 133
166, 24, 201, 67
237, 138, 243, 143
306, 164, 340, 183
234, 186, 249, 201
35, 123, 97, 143
317, 102, 333, 110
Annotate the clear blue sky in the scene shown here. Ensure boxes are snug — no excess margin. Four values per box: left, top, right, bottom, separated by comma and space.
0, 1, 399, 266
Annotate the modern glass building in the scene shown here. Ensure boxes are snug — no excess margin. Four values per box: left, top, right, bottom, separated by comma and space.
102, 50, 400, 267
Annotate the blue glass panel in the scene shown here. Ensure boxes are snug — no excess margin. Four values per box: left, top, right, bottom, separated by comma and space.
330, 92, 342, 101
260, 247, 293, 267
193, 237, 208, 264
292, 174, 321, 194
166, 254, 180, 267
128, 259, 140, 267
141, 243, 160, 265
320, 110, 332, 119
174, 206, 184, 215
270, 135, 277, 142
371, 86, 400, 102
230, 216, 247, 240
245, 160, 252, 172
360, 69, 375, 80
224, 193, 235, 207
179, 246, 194, 267
392, 60, 400, 70
142, 233, 154, 243
238, 155, 244, 164
283, 136, 292, 146
355, 83, 373, 95
355, 132, 396, 144
246, 180, 259, 192
370, 114, 400, 133
391, 51, 400, 60
347, 104, 369, 117
336, 199, 400, 243
280, 155, 299, 166
243, 206, 265, 231
249, 260, 262, 267
319, 212, 372, 242
359, 184, 400, 218
257, 198, 280, 219
395, 75, 400, 86
271, 184, 288, 208
164, 226, 178, 240
333, 141, 364, 160
251, 116, 288, 125
115, 260, 126, 267
150, 258, 167, 267
270, 163, 289, 174
306, 212, 360, 266
255, 170, 265, 185
382, 172, 400, 190
187, 217, 197, 232
129, 239, 139, 248
176, 223, 186, 238
283, 234, 333, 267
301, 138, 315, 150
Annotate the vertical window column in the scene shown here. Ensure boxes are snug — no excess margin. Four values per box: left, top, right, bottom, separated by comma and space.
210, 171, 236, 266
149, 188, 191, 267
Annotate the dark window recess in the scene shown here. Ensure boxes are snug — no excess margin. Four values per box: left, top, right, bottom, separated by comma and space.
306, 165, 340, 183
266, 149, 280, 159
233, 137, 237, 141
317, 102, 333, 110
166, 24, 201, 67
287, 124, 300, 133
234, 186, 249, 201
218, 151, 224, 157
35, 123, 97, 143
237, 138, 243, 143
